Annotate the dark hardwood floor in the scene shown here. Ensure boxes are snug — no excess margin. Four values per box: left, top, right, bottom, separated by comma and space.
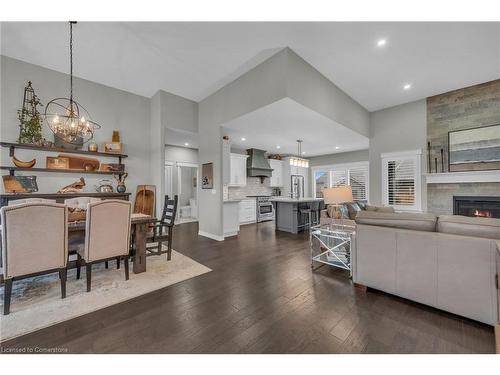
1, 221, 495, 353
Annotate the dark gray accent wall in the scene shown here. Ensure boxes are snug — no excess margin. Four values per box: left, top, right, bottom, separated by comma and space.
427, 79, 500, 173
427, 79, 500, 214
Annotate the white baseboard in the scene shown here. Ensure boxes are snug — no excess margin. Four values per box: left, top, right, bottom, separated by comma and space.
198, 230, 224, 241
224, 231, 239, 238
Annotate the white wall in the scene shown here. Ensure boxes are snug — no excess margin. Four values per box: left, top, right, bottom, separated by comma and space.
369, 99, 427, 209
286, 49, 370, 138
198, 49, 288, 239
198, 48, 370, 239
150, 90, 198, 215
165, 145, 198, 164
1, 56, 152, 200
309, 149, 369, 167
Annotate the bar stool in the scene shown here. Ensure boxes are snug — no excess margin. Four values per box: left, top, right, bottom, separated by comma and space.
299, 205, 313, 231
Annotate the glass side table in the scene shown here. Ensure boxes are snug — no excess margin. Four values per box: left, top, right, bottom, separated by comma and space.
310, 223, 355, 275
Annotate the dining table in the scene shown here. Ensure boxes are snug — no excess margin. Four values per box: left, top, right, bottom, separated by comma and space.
68, 213, 157, 274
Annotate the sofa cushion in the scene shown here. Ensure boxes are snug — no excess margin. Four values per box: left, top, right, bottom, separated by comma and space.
355, 201, 367, 210
437, 215, 500, 240
355, 211, 437, 232
343, 202, 361, 219
327, 204, 349, 219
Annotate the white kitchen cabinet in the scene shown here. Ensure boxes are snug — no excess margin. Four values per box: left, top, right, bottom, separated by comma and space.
239, 199, 257, 224
269, 159, 283, 187
229, 153, 248, 187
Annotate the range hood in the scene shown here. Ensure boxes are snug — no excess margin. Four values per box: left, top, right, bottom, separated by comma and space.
246, 148, 273, 182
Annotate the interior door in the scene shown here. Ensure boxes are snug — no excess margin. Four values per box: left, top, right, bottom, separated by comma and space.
165, 163, 174, 199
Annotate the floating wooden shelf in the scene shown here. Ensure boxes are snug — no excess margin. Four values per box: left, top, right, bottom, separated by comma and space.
0, 142, 128, 159
0, 166, 124, 176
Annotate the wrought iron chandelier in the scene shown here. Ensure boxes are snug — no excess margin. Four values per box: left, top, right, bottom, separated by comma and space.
45, 21, 100, 145
289, 140, 309, 168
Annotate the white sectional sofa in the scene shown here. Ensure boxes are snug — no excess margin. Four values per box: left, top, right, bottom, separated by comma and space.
354, 211, 500, 326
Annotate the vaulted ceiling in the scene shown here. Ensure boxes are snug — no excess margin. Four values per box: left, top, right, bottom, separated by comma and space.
2, 22, 499, 111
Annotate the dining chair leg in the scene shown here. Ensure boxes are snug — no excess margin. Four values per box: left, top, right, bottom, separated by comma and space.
59, 268, 67, 299
116, 257, 121, 269
124, 256, 129, 281
157, 241, 162, 255
76, 254, 81, 280
86, 264, 92, 292
105, 261, 109, 269
167, 227, 173, 261
3, 278, 13, 315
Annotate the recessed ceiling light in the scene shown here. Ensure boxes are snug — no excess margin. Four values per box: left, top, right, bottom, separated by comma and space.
335, 146, 340, 150
302, 151, 306, 155
184, 142, 189, 146
403, 83, 412, 90
276, 145, 281, 149
377, 39, 387, 47
241, 137, 246, 141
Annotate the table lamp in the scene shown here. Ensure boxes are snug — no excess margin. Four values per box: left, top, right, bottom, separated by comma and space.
322, 186, 353, 227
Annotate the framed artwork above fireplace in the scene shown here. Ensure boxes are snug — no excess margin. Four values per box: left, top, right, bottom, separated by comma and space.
448, 123, 500, 172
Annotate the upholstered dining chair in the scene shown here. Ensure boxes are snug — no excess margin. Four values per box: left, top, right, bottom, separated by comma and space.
75, 200, 132, 292
1, 202, 68, 315
146, 195, 178, 260
64, 197, 121, 270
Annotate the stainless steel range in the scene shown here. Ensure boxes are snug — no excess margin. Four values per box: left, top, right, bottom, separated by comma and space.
257, 196, 274, 222
247, 195, 275, 222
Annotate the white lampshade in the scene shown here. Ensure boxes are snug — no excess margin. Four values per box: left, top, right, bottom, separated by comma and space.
322, 186, 353, 204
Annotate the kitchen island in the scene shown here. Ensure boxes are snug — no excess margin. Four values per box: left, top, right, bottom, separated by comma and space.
270, 197, 324, 234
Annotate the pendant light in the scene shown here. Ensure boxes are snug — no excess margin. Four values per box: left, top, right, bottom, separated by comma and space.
44, 21, 100, 145
289, 140, 309, 168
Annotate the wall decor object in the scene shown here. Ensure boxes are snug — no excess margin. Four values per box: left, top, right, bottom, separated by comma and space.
44, 22, 101, 146
134, 185, 156, 216
17, 81, 43, 145
448, 123, 500, 172
2, 175, 38, 193
88, 142, 98, 152
104, 142, 123, 154
58, 177, 86, 193
427, 141, 432, 173
59, 154, 100, 171
201, 163, 214, 189
112, 130, 121, 142
46, 156, 70, 170
12, 156, 36, 168
95, 179, 114, 193
100, 163, 125, 173
114, 173, 128, 193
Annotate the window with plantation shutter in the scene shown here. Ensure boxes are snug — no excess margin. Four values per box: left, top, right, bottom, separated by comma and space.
381, 150, 422, 211
331, 169, 348, 187
311, 162, 369, 201
349, 166, 368, 201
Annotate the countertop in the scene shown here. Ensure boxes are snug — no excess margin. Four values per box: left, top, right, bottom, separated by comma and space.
223, 199, 243, 203
269, 197, 324, 203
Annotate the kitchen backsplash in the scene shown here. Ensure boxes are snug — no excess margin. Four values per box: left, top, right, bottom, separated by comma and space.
228, 177, 273, 199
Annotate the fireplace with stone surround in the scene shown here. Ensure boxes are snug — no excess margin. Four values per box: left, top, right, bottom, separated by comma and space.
453, 196, 500, 219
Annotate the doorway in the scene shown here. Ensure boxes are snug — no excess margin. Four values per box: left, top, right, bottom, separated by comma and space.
165, 161, 198, 224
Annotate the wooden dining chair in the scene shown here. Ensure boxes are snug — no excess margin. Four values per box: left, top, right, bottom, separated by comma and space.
146, 195, 178, 260
1, 202, 68, 315
75, 200, 132, 292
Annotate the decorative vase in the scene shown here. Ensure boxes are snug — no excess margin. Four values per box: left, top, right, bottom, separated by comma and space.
88, 142, 98, 152
116, 183, 126, 193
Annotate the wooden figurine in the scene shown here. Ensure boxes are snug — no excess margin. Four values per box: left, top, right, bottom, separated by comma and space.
58, 177, 86, 193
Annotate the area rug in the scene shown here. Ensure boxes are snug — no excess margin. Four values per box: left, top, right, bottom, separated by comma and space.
0, 249, 211, 342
